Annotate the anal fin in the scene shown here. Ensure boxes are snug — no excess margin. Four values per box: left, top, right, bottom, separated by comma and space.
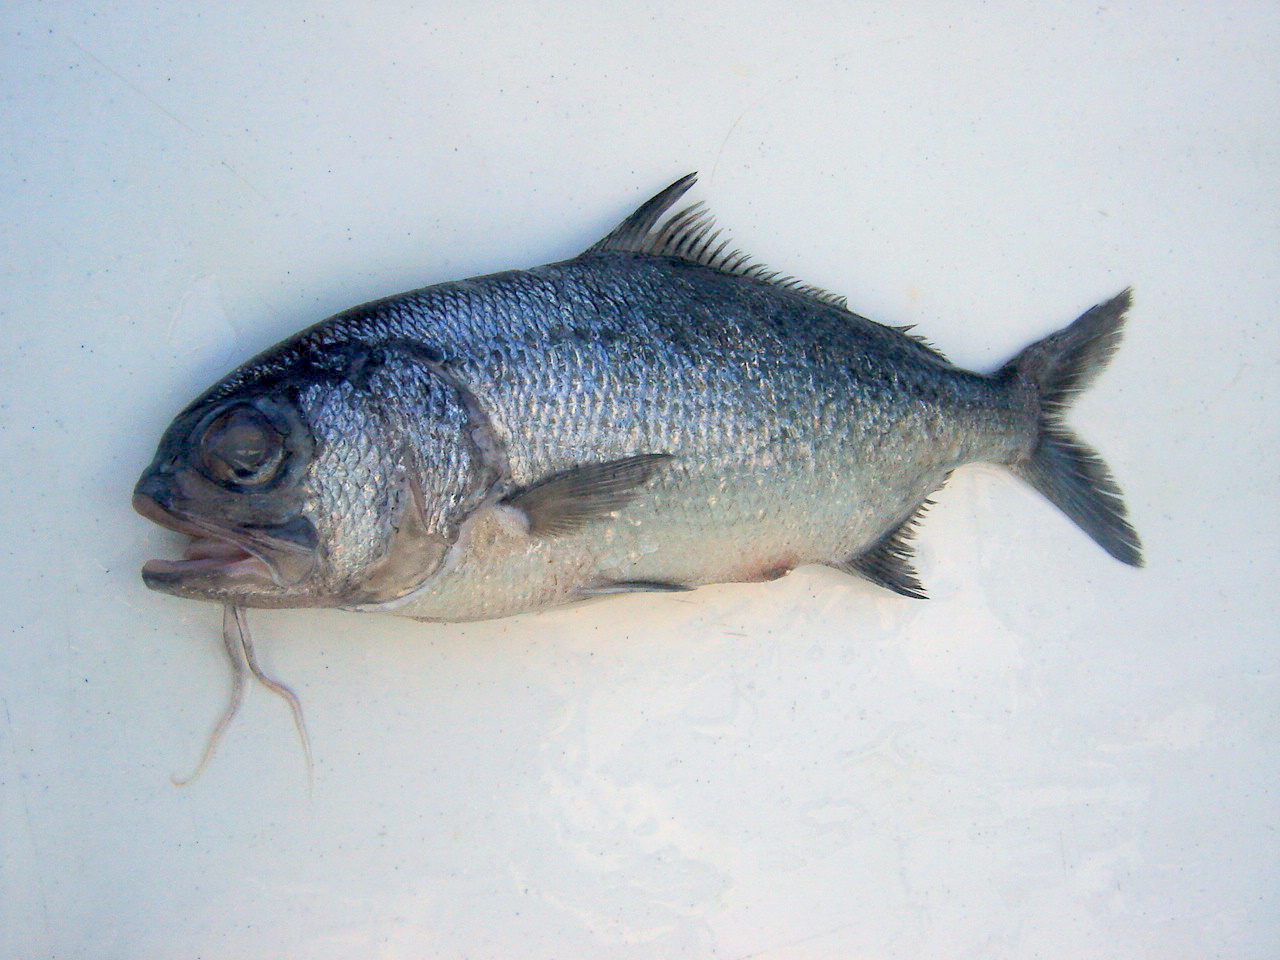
830, 503, 932, 600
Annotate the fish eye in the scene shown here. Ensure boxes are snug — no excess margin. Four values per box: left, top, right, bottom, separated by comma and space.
199, 405, 285, 486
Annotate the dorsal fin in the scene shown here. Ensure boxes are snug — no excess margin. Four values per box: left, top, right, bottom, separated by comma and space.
591, 173, 698, 253
588, 173, 849, 310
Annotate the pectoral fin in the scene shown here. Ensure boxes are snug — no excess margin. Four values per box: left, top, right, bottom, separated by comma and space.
506, 453, 674, 536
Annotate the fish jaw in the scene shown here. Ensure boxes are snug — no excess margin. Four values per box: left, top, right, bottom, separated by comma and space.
133, 486, 318, 605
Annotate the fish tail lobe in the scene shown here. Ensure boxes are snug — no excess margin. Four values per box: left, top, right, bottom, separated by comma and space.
999, 289, 1143, 567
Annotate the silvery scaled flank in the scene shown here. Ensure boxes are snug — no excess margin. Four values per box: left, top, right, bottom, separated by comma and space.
134, 174, 1142, 778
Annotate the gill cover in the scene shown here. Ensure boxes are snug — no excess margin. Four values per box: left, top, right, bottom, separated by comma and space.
296, 341, 499, 605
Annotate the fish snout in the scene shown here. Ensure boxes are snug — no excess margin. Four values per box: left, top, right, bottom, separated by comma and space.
133, 471, 179, 526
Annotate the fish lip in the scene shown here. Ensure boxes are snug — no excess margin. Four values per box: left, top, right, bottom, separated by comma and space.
133, 490, 309, 590
132, 489, 207, 539
140, 553, 274, 589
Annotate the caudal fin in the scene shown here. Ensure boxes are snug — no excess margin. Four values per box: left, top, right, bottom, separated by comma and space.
1000, 290, 1143, 567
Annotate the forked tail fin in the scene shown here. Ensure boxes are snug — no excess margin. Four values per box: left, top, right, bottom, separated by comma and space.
999, 290, 1143, 566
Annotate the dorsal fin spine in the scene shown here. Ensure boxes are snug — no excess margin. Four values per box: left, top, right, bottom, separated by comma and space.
590, 173, 698, 253
588, 175, 851, 311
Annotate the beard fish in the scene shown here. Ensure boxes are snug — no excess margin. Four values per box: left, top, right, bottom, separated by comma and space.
135, 174, 1142, 779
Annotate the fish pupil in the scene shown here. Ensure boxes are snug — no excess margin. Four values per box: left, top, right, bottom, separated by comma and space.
200, 405, 283, 485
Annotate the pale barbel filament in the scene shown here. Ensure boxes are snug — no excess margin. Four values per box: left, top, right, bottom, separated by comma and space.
171, 605, 312, 786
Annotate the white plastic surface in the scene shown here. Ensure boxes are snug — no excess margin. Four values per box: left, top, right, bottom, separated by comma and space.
2, 4, 1277, 958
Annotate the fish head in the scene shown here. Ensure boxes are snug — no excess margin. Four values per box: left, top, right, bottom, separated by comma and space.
135, 340, 495, 609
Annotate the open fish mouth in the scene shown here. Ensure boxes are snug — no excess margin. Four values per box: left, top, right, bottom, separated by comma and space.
133, 492, 280, 588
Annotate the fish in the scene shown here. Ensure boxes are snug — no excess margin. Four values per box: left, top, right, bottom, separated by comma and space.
134, 173, 1142, 779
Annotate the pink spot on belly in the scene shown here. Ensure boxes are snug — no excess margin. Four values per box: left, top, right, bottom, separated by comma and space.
741, 555, 797, 582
